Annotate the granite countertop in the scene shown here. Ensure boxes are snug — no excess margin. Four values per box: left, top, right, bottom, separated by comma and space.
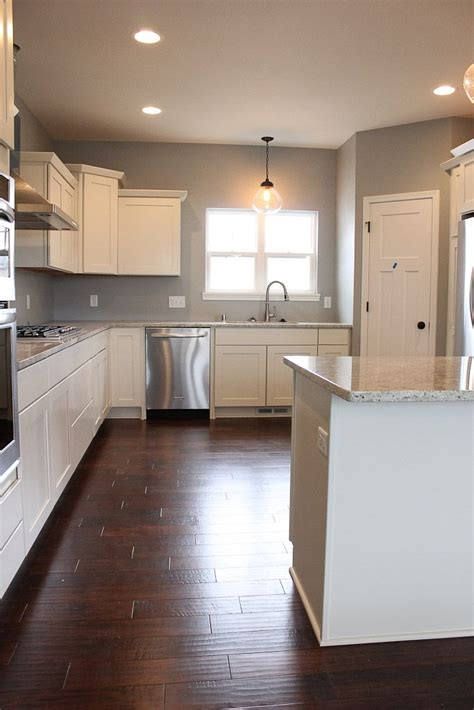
284, 355, 474, 402
16, 320, 352, 370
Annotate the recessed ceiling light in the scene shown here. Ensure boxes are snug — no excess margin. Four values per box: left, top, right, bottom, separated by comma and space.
142, 106, 162, 115
134, 29, 161, 44
433, 85, 455, 96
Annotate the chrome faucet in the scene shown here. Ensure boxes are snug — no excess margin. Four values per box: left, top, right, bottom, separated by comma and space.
264, 280, 289, 322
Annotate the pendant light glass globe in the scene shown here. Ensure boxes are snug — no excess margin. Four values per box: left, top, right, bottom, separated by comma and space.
463, 63, 474, 103
252, 184, 282, 214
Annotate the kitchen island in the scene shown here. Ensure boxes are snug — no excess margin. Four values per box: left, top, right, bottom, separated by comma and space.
284, 355, 474, 646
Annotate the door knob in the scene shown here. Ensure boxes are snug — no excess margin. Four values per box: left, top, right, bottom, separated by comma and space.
417, 321, 426, 330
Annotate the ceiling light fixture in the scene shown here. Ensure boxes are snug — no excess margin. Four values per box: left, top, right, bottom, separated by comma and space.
142, 106, 162, 115
252, 137, 282, 214
433, 85, 456, 96
134, 29, 161, 44
463, 64, 474, 103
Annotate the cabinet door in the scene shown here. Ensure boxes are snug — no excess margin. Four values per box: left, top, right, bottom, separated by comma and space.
19, 393, 52, 552
91, 349, 108, 432
48, 378, 72, 499
460, 156, 474, 214
317, 344, 350, 355
214, 345, 266, 407
83, 173, 118, 274
69, 360, 94, 470
118, 197, 180, 275
109, 329, 144, 407
0, 0, 14, 150
267, 345, 318, 406
46, 166, 76, 272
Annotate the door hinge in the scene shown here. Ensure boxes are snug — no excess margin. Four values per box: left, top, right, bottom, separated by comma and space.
365, 221, 371, 233
366, 301, 369, 313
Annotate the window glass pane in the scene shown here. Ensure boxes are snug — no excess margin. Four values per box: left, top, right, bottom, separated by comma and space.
265, 212, 314, 253
207, 210, 258, 252
266, 256, 312, 291
209, 256, 256, 291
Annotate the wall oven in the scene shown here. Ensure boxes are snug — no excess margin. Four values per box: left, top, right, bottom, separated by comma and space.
0, 173, 19, 495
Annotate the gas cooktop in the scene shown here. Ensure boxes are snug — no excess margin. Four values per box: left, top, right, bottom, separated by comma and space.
17, 325, 81, 339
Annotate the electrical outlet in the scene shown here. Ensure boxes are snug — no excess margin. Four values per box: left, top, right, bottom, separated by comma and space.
26, 294, 31, 310
324, 296, 332, 309
317, 426, 328, 457
169, 296, 186, 308
90, 295, 98, 307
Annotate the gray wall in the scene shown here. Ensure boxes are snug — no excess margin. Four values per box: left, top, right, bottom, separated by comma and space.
14, 94, 55, 324
52, 141, 337, 323
335, 135, 356, 325
340, 117, 474, 354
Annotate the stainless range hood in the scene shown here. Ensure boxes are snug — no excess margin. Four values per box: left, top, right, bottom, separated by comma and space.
12, 171, 79, 231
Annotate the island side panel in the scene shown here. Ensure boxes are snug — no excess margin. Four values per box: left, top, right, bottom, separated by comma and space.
290, 372, 332, 640
324, 397, 474, 645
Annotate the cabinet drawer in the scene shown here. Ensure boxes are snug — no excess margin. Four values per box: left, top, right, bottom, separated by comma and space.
318, 329, 349, 345
18, 359, 50, 411
0, 479, 22, 549
215, 328, 318, 346
90, 331, 108, 356
0, 521, 25, 598
318, 344, 350, 356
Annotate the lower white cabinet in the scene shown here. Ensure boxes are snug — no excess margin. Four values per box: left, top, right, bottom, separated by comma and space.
214, 346, 267, 406
267, 345, 318, 406
92, 348, 109, 432
109, 328, 144, 408
19, 392, 52, 552
48, 377, 72, 500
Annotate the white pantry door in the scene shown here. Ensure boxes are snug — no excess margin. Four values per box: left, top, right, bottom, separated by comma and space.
362, 193, 439, 356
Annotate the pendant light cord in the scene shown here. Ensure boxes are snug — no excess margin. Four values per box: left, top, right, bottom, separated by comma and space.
265, 140, 269, 182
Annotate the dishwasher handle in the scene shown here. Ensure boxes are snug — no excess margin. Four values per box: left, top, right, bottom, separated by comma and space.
149, 333, 207, 339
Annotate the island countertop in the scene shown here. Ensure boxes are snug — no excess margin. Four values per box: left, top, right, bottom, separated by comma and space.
284, 355, 474, 402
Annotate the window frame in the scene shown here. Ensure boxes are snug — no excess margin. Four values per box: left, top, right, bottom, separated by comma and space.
203, 208, 320, 301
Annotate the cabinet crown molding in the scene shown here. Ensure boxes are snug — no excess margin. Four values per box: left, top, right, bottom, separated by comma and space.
20, 151, 77, 187
66, 163, 125, 184
118, 189, 187, 202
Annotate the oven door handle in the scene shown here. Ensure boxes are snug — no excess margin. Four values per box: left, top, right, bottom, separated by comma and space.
0, 311, 16, 326
0, 205, 14, 223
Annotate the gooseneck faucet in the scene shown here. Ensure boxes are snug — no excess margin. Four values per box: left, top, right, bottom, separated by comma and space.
264, 280, 289, 322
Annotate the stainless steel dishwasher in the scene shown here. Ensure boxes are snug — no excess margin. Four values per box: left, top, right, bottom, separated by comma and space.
145, 327, 210, 413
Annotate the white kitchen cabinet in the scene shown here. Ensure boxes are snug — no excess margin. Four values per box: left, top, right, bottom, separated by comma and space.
267, 345, 318, 406
118, 190, 186, 276
67, 164, 124, 274
0, 0, 14, 151
48, 377, 72, 499
213, 327, 351, 413
16, 153, 78, 272
109, 328, 144, 409
19, 392, 52, 552
92, 348, 109, 433
69, 360, 94, 470
459, 154, 474, 214
214, 345, 267, 406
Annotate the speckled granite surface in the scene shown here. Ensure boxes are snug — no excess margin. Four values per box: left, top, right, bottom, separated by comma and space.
284, 355, 474, 402
16, 321, 352, 370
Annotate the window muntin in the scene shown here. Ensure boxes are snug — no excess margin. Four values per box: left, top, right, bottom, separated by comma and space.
205, 208, 318, 298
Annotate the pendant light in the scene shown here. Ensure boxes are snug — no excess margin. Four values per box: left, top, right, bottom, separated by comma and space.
463, 63, 474, 103
252, 136, 282, 214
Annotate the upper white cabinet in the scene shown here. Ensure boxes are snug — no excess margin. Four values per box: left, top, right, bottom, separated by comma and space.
16, 153, 78, 272
442, 149, 474, 354
0, 0, 14, 151
67, 164, 124, 274
118, 190, 186, 276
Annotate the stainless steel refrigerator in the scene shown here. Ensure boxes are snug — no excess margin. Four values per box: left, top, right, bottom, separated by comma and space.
454, 212, 474, 356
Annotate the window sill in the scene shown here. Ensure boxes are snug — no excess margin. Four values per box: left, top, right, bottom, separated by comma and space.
202, 292, 321, 302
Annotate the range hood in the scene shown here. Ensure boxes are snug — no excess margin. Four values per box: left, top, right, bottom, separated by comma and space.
12, 171, 79, 231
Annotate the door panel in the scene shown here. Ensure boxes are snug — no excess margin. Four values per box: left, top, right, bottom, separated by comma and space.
366, 198, 435, 356
267, 345, 318, 406
214, 346, 266, 406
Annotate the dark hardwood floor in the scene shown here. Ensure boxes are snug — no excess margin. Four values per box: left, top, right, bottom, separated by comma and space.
0, 418, 473, 709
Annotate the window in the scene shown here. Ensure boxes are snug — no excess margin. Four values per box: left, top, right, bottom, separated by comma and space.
204, 208, 318, 300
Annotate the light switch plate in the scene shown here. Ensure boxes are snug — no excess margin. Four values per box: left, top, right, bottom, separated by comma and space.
324, 296, 331, 309
317, 426, 328, 457
90, 295, 98, 307
169, 296, 186, 308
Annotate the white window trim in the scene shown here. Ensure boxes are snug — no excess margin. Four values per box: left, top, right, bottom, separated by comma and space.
203, 208, 320, 301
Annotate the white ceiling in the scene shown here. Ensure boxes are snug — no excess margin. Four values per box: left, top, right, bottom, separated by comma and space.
13, 0, 474, 148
